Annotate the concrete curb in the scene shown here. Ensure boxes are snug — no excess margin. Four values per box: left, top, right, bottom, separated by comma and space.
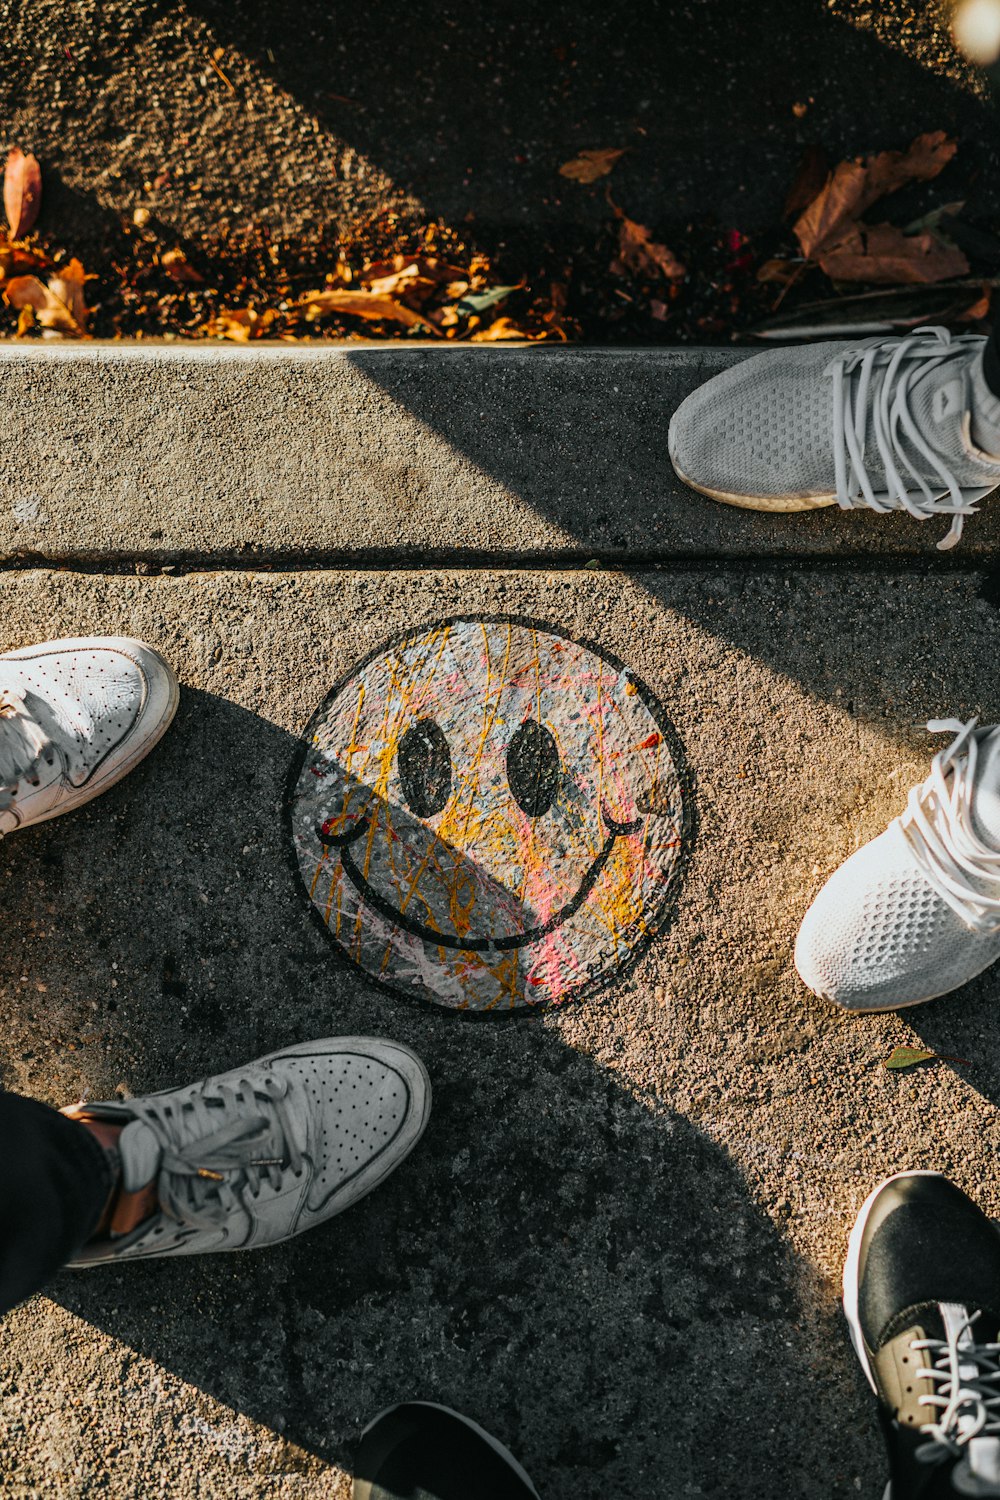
4, 342, 999, 564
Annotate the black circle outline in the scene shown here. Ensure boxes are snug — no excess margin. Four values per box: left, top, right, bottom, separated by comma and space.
283, 612, 696, 1020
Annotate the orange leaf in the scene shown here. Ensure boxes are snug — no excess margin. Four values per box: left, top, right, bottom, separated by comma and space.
5, 258, 88, 336
818, 223, 969, 285
299, 287, 441, 333
794, 131, 958, 260
199, 307, 276, 341
469, 317, 539, 342
611, 215, 685, 281
4, 148, 41, 238
558, 147, 626, 184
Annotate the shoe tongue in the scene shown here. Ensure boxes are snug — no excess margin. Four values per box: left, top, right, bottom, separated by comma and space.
868, 344, 1000, 499
119, 1118, 163, 1192
970, 733, 1000, 848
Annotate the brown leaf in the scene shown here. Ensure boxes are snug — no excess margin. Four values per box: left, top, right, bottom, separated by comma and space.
359, 255, 466, 290
611, 215, 685, 281
0, 241, 51, 283
959, 286, 992, 321
783, 145, 829, 221
299, 287, 441, 333
5, 258, 88, 336
199, 308, 276, 341
756, 258, 800, 285
794, 131, 958, 260
469, 317, 537, 342
161, 248, 204, 285
4, 148, 41, 238
364, 265, 438, 305
558, 147, 626, 184
818, 223, 970, 285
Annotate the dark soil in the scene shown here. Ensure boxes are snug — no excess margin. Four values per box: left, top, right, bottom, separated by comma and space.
1, 0, 998, 341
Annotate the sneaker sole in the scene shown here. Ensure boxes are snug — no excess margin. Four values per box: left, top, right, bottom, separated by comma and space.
668, 441, 838, 515
800, 957, 1000, 1014
1, 637, 179, 828
841, 1169, 947, 1394
354, 1401, 540, 1500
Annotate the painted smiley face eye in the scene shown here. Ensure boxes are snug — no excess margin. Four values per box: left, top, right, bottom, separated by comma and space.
506, 718, 560, 818
397, 718, 453, 817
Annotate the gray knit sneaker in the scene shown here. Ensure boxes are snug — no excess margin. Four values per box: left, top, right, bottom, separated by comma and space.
796, 720, 1000, 1011
0, 635, 178, 835
63, 1038, 431, 1264
668, 327, 1000, 550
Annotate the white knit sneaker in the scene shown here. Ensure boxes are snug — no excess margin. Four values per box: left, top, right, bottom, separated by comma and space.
63, 1038, 431, 1263
0, 635, 178, 835
796, 720, 1000, 1011
668, 327, 1000, 550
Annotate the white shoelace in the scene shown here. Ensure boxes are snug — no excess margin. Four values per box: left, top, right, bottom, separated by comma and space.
135, 1075, 305, 1231
912, 1312, 1000, 1470
828, 326, 994, 552
900, 718, 1000, 934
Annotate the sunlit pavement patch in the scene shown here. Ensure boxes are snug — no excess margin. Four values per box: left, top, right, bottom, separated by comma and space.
286, 615, 690, 1011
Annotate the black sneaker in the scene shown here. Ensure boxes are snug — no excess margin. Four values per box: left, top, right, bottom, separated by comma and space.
844, 1171, 1000, 1498
353, 1402, 540, 1500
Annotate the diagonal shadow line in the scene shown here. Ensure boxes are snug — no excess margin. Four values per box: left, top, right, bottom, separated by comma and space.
177, 0, 995, 253
0, 686, 878, 1494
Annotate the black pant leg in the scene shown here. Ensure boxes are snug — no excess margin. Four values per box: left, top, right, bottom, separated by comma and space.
982, 320, 1000, 399
0, 1091, 112, 1316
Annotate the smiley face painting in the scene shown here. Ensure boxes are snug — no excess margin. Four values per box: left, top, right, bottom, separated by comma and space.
287, 616, 689, 1012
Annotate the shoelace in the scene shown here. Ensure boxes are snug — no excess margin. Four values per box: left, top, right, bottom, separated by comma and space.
0, 685, 67, 808
828, 325, 993, 552
899, 718, 1000, 934
134, 1074, 305, 1231
912, 1312, 1000, 1468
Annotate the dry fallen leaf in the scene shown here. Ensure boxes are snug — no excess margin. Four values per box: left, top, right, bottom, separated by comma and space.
784, 145, 829, 221
883, 1045, 937, 1070
756, 258, 800, 285
4, 257, 88, 336
960, 286, 992, 321
161, 248, 205, 285
469, 316, 539, 342
558, 147, 626, 184
611, 215, 685, 281
794, 131, 958, 261
359, 255, 466, 295
199, 308, 277, 341
4, 148, 42, 239
299, 287, 441, 333
819, 222, 969, 285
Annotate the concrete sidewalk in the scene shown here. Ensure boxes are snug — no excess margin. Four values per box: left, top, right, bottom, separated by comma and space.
2, 351, 1000, 1499
7, 344, 1000, 564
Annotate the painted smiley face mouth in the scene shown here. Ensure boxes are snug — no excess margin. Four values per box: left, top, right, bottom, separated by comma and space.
315, 802, 642, 953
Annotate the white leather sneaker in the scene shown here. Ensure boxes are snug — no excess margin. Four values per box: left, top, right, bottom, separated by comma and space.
0, 635, 178, 836
63, 1038, 432, 1264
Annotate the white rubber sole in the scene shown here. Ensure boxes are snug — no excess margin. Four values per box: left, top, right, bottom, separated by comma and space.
355, 1401, 540, 1500
667, 439, 837, 514
0, 636, 180, 829
799, 953, 1000, 1015
841, 1170, 947, 1394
